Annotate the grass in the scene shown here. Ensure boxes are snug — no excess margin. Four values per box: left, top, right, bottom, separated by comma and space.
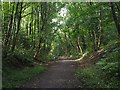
76, 66, 105, 88
2, 65, 47, 88
76, 45, 120, 88
76, 66, 119, 88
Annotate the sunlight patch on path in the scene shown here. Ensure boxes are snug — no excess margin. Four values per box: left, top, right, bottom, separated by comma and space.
58, 52, 88, 62
75, 52, 88, 61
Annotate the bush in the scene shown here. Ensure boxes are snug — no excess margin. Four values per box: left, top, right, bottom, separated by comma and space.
76, 67, 105, 88
3, 49, 35, 68
76, 45, 120, 88
2, 65, 47, 88
97, 48, 119, 78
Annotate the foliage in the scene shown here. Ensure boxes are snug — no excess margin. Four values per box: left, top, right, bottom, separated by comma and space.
76, 67, 105, 88
97, 47, 119, 79
2, 65, 47, 88
76, 65, 119, 88
2, 2, 120, 88
2, 2, 119, 63
76, 45, 120, 88
3, 49, 35, 67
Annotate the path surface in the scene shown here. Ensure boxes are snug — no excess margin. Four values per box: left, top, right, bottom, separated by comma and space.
23, 59, 84, 88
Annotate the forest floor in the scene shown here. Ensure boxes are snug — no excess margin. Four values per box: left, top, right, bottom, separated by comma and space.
22, 49, 106, 88
22, 59, 85, 88
22, 43, 119, 88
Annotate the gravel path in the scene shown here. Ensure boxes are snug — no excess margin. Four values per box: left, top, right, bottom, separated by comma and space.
22, 60, 84, 88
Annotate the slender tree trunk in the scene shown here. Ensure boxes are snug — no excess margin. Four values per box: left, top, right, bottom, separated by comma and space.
97, 9, 102, 50
4, 4, 14, 49
34, 3, 51, 60
110, 2, 120, 36
11, 2, 23, 52
77, 37, 83, 56
92, 29, 97, 51
34, 3, 44, 60
81, 35, 86, 50
34, 38, 41, 60
26, 23, 28, 37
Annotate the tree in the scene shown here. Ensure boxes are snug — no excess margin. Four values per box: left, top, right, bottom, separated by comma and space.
110, 2, 120, 36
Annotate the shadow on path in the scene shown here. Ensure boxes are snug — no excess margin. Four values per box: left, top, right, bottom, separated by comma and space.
22, 59, 84, 88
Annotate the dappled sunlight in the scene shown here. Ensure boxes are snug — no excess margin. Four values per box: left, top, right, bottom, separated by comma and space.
56, 52, 88, 62
75, 52, 88, 61
2, 2, 119, 88
97, 48, 104, 53
74, 52, 88, 61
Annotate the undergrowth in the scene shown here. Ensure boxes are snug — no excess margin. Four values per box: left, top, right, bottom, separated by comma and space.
76, 44, 120, 88
2, 65, 47, 88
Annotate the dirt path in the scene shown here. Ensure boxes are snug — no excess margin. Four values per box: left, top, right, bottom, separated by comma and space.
22, 59, 84, 88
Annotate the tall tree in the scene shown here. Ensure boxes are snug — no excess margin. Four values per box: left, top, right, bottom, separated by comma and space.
110, 2, 120, 36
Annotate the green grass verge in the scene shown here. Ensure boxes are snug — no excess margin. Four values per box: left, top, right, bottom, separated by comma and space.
76, 43, 119, 88
76, 66, 106, 88
76, 64, 119, 88
2, 65, 47, 88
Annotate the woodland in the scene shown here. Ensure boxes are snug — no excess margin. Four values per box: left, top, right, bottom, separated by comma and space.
1, 2, 120, 88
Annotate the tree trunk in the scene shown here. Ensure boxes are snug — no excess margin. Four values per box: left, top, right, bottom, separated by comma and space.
11, 2, 23, 52
4, 4, 14, 49
110, 2, 120, 36
77, 37, 83, 56
97, 9, 102, 50
34, 38, 41, 60
92, 29, 97, 51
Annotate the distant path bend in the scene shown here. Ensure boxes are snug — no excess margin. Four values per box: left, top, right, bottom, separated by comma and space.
23, 59, 84, 88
